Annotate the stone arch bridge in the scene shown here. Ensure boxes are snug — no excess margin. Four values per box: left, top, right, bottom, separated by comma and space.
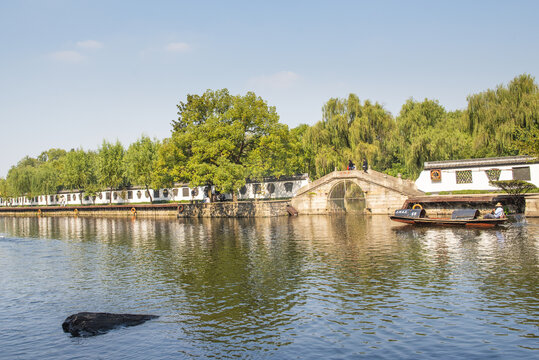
291, 170, 423, 215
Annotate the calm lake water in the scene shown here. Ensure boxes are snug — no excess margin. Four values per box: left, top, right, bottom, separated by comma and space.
0, 215, 537, 359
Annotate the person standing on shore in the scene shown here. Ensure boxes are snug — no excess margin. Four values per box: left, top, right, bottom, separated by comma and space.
362, 159, 368, 173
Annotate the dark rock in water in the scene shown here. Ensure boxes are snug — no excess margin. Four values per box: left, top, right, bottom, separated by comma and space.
62, 312, 158, 337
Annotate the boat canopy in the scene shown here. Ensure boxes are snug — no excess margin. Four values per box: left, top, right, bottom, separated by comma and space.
451, 209, 480, 220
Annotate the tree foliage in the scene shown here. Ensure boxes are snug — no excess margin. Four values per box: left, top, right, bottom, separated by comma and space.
125, 135, 160, 203
386, 99, 473, 178
160, 89, 298, 197
63, 148, 94, 204
2, 74, 538, 203
467, 74, 539, 157
490, 180, 538, 212
303, 94, 395, 178
490, 180, 537, 195
0, 178, 7, 199
97, 140, 125, 204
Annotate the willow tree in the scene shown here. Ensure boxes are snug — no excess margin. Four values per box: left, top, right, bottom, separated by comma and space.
162, 89, 292, 200
63, 148, 93, 205
34, 162, 59, 205
97, 140, 125, 204
287, 124, 314, 175
467, 74, 539, 157
125, 135, 160, 203
0, 178, 8, 201
304, 94, 395, 179
389, 99, 473, 179
6, 163, 34, 198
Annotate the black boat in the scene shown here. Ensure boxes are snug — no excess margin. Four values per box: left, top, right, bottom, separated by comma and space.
390, 208, 507, 228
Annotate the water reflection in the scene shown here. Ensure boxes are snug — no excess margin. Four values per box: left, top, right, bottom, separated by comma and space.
0, 216, 537, 359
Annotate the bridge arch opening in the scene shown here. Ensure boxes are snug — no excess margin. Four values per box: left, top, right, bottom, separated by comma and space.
328, 180, 365, 213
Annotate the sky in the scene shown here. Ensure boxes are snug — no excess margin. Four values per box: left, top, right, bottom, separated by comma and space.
1, 0, 538, 177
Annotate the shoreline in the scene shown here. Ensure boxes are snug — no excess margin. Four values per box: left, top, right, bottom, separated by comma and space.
0, 200, 291, 218
1, 195, 537, 217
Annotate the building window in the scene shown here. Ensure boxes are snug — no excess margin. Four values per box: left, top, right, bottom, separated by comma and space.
485, 169, 501, 182
253, 184, 261, 194
284, 182, 293, 192
239, 186, 247, 195
267, 183, 275, 194
137, 190, 142, 199
128, 191, 133, 199
113, 192, 118, 200
456, 170, 472, 184
73, 194, 77, 201
430, 169, 442, 182
512, 166, 531, 181
153, 189, 160, 198
106, 192, 111, 200
173, 188, 178, 197
163, 189, 169, 197
182, 187, 189, 197
191, 188, 199, 197
67, 194, 71, 201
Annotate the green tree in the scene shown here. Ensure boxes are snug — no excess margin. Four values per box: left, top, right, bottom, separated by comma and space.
0, 178, 8, 201
304, 94, 395, 179
82, 151, 100, 204
37, 148, 67, 163
63, 148, 92, 204
34, 162, 59, 205
467, 74, 539, 157
6, 164, 34, 199
490, 180, 537, 212
162, 89, 290, 200
289, 124, 314, 175
388, 99, 474, 179
97, 140, 125, 204
125, 135, 160, 203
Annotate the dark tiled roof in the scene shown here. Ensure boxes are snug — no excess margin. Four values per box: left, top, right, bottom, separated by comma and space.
424, 156, 537, 170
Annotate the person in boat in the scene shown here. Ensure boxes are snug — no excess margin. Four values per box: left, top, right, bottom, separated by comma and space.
348, 160, 355, 170
484, 202, 505, 219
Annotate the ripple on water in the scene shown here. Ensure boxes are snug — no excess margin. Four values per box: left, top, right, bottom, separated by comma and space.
0, 216, 537, 359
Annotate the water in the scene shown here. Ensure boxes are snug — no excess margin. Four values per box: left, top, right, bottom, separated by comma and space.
0, 216, 537, 359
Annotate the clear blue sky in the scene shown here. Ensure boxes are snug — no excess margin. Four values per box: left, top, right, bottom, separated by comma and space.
1, 0, 538, 177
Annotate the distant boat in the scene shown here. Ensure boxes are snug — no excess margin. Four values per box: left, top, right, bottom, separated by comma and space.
390, 208, 508, 228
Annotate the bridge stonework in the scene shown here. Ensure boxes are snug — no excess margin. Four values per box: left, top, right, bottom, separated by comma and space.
291, 170, 423, 215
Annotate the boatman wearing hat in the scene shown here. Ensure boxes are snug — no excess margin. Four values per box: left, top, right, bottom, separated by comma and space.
493, 202, 505, 218
485, 202, 505, 219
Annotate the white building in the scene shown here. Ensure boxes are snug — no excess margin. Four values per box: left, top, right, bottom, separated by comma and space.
0, 175, 310, 207
415, 156, 538, 193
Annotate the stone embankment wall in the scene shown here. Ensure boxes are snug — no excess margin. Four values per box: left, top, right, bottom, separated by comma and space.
177, 200, 288, 217
2, 195, 537, 218
525, 195, 539, 217
0, 200, 291, 218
